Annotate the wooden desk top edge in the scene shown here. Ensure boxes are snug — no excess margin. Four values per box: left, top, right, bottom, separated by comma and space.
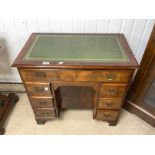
12, 33, 138, 69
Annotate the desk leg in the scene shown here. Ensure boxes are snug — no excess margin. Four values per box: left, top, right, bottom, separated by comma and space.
36, 118, 46, 125
108, 120, 118, 126
0, 127, 5, 135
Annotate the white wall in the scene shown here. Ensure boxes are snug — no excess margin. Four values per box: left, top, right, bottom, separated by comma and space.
0, 19, 154, 82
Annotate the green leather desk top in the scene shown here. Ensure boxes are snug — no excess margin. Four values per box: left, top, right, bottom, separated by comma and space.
23, 34, 129, 62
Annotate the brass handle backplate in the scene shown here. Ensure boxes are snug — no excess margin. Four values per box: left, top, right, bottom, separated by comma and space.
109, 89, 118, 94
105, 74, 115, 81
38, 101, 47, 105
33, 86, 49, 93
103, 113, 111, 118
35, 72, 46, 78
33, 87, 44, 92
105, 102, 113, 107
44, 113, 50, 117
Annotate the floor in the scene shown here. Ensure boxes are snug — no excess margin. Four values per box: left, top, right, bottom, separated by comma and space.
4, 93, 155, 135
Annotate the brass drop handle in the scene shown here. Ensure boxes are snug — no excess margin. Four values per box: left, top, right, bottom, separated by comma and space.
44, 113, 49, 117
105, 102, 113, 107
104, 113, 111, 118
39, 101, 47, 105
34, 86, 49, 92
34, 87, 44, 92
35, 72, 46, 78
109, 89, 118, 95
105, 74, 115, 81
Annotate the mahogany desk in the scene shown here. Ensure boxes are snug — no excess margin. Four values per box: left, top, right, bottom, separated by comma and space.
12, 33, 138, 126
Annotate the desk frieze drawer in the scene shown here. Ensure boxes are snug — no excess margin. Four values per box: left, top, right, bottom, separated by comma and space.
98, 98, 122, 109
100, 84, 127, 98
30, 97, 54, 108
34, 108, 56, 118
20, 69, 132, 83
96, 110, 119, 121
25, 83, 52, 96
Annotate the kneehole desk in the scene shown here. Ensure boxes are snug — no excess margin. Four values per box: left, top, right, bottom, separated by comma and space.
12, 33, 138, 126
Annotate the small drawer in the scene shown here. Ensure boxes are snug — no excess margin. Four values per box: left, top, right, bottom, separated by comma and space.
96, 110, 119, 121
25, 83, 51, 96
30, 97, 54, 108
20, 70, 47, 81
100, 84, 127, 98
76, 70, 131, 83
34, 108, 56, 118
98, 98, 122, 109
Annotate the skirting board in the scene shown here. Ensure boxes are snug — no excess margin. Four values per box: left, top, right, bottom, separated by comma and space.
0, 83, 25, 93
123, 100, 155, 127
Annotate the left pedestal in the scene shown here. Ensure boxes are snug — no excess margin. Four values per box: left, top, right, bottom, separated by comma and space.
0, 93, 19, 135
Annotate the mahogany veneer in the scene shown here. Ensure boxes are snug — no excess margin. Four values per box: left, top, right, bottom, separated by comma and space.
12, 33, 138, 126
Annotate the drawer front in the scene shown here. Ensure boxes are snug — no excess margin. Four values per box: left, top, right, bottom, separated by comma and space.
20, 69, 131, 83
98, 98, 122, 109
34, 108, 56, 118
25, 83, 51, 96
100, 84, 127, 98
30, 97, 54, 108
96, 110, 119, 121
